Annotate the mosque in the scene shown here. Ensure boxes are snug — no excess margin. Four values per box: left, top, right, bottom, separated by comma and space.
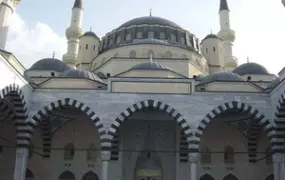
0, 0, 284, 179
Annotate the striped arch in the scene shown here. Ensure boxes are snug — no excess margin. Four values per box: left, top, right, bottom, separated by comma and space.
30, 98, 105, 158
194, 101, 277, 162
0, 84, 29, 148
274, 91, 285, 152
105, 99, 192, 158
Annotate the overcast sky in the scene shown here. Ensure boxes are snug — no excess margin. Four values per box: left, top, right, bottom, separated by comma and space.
5, 0, 285, 75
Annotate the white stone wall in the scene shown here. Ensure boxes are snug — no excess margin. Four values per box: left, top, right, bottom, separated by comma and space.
0, 54, 32, 108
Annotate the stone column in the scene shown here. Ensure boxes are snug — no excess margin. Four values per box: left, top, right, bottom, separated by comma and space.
13, 147, 29, 180
101, 151, 111, 180
273, 153, 285, 180
189, 153, 200, 180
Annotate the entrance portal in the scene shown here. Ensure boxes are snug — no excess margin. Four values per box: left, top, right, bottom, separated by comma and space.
135, 123, 162, 180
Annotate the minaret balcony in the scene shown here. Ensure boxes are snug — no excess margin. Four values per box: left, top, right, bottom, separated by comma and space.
66, 27, 83, 39
218, 29, 236, 42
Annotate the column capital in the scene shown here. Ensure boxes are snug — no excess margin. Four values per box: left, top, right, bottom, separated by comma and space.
188, 152, 200, 163
101, 151, 111, 161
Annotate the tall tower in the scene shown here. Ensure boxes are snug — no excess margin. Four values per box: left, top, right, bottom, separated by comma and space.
217, 0, 237, 71
0, 0, 20, 49
62, 0, 83, 69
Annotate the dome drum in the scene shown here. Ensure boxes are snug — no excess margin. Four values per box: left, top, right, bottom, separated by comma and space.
233, 63, 269, 76
100, 16, 200, 54
60, 69, 104, 83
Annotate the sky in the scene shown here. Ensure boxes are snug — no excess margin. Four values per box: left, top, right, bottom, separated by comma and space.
5, 0, 285, 75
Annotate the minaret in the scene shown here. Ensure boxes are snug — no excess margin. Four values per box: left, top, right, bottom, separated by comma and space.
62, 0, 83, 69
217, 0, 237, 71
0, 0, 20, 49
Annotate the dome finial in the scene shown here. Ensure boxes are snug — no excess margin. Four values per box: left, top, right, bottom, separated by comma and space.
52, 51, 55, 59
149, 8, 152, 17
247, 57, 249, 63
90, 26, 92, 32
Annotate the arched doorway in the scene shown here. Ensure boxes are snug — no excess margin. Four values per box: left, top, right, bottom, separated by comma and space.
29, 98, 105, 179
195, 101, 275, 178
199, 173, 215, 180
135, 124, 162, 180
59, 170, 75, 180
107, 99, 191, 180
223, 174, 238, 180
82, 171, 99, 180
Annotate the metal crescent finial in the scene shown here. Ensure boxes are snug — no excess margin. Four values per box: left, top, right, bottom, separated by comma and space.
149, 8, 152, 17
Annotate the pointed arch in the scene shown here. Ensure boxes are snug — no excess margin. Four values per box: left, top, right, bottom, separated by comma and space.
59, 171, 75, 180
199, 173, 215, 180
194, 101, 277, 162
0, 84, 29, 147
274, 91, 285, 152
82, 171, 99, 180
64, 143, 75, 160
105, 99, 192, 153
31, 98, 105, 158
223, 174, 238, 180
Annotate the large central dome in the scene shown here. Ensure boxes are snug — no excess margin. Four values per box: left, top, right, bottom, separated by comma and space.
117, 16, 183, 29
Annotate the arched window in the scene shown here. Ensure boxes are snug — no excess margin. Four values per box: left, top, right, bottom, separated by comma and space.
171, 34, 176, 42
130, 50, 136, 58
159, 32, 165, 39
116, 36, 121, 44
148, 31, 154, 39
213, 47, 216, 52
126, 33, 132, 41
136, 32, 143, 39
199, 174, 215, 180
201, 147, 211, 164
223, 174, 238, 180
86, 143, 97, 161
64, 143, 75, 160
26, 169, 34, 180
82, 171, 99, 180
108, 39, 113, 46
29, 143, 34, 158
265, 148, 272, 165
148, 50, 154, 58
93, 45, 96, 51
86, 44, 88, 50
206, 48, 208, 53
265, 174, 274, 180
180, 37, 185, 44
224, 146, 235, 164
59, 171, 75, 180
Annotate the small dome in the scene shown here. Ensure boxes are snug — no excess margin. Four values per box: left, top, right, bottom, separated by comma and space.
118, 16, 182, 30
28, 58, 70, 72
266, 78, 280, 90
202, 34, 222, 41
131, 62, 171, 70
60, 69, 103, 82
81, 31, 99, 39
131, 39, 170, 46
233, 63, 269, 76
199, 72, 245, 84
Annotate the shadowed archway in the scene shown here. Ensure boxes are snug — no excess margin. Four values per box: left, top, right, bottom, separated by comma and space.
30, 98, 105, 158
194, 101, 276, 163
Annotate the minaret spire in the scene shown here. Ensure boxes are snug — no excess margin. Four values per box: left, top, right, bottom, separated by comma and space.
73, 0, 82, 9
219, 0, 230, 12
0, 0, 21, 49
62, 0, 83, 69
